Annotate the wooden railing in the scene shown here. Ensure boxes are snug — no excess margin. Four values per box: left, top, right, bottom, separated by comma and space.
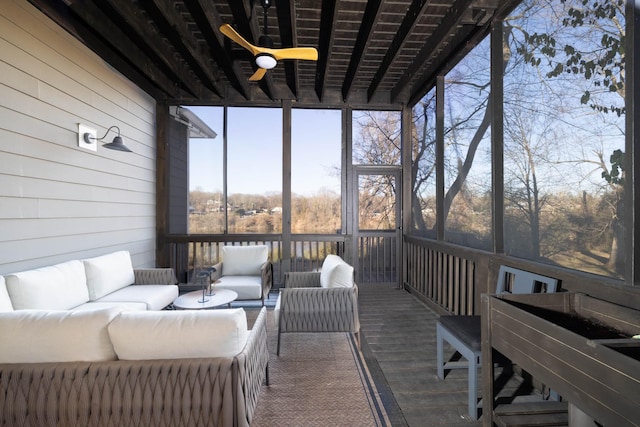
164, 234, 347, 286
403, 235, 492, 315
163, 233, 632, 315
356, 231, 399, 283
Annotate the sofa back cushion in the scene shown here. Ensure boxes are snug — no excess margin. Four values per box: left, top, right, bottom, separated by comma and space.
108, 308, 249, 360
0, 308, 120, 363
222, 245, 268, 276
5, 260, 89, 310
84, 251, 135, 300
320, 254, 354, 288
0, 276, 13, 312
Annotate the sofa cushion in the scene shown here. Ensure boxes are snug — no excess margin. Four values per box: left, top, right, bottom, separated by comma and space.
320, 254, 354, 288
83, 251, 135, 301
0, 276, 13, 312
108, 308, 249, 360
4, 260, 90, 310
94, 284, 179, 310
215, 276, 263, 300
72, 301, 148, 311
0, 308, 121, 363
222, 245, 268, 276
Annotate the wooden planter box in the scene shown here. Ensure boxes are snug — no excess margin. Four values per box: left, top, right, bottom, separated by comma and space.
481, 292, 640, 427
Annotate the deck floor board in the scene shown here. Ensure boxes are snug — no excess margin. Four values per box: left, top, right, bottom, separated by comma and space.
358, 283, 545, 426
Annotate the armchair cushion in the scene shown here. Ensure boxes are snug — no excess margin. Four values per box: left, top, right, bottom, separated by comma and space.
221, 245, 268, 276
83, 251, 135, 300
216, 275, 263, 300
108, 308, 249, 360
5, 260, 89, 310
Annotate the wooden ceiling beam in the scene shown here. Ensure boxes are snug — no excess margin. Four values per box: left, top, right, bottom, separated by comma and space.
142, 0, 223, 97
407, 23, 483, 106
31, 0, 184, 100
184, 0, 251, 99
315, 0, 339, 102
275, 0, 299, 97
341, 0, 383, 102
391, 0, 475, 103
98, 0, 204, 98
367, 0, 432, 102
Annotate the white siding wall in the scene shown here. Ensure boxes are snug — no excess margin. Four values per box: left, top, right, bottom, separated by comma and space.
0, 0, 157, 274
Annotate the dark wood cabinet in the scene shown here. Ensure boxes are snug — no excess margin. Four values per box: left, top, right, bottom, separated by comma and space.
481, 292, 640, 426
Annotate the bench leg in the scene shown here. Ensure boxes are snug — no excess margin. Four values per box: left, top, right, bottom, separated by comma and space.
436, 322, 445, 379
468, 351, 480, 420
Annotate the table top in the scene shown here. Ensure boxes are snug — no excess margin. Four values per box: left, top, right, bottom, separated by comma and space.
173, 288, 238, 310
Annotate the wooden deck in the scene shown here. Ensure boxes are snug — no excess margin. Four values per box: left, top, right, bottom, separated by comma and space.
249, 283, 551, 426
357, 283, 546, 427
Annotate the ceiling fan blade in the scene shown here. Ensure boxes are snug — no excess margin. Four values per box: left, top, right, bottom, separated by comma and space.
219, 24, 261, 56
272, 47, 319, 61
249, 68, 267, 81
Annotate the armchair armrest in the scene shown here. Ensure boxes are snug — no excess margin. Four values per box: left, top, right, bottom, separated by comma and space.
283, 271, 321, 288
133, 268, 177, 285
260, 261, 273, 297
212, 262, 223, 280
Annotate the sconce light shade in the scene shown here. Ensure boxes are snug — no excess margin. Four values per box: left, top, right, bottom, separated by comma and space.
102, 136, 131, 152
83, 126, 132, 152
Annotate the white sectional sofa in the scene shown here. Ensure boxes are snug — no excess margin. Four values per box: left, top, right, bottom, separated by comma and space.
0, 250, 178, 312
0, 250, 270, 427
0, 306, 269, 427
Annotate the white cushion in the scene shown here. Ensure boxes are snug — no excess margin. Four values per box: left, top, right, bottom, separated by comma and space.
327, 262, 354, 288
0, 276, 13, 312
5, 260, 89, 310
0, 308, 121, 363
83, 251, 135, 300
71, 301, 148, 311
215, 276, 263, 300
94, 284, 179, 310
320, 254, 354, 288
108, 308, 249, 360
222, 245, 268, 276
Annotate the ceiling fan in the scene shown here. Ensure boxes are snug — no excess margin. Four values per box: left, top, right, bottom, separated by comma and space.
219, 0, 318, 81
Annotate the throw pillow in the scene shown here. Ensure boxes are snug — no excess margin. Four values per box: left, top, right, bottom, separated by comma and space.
320, 254, 344, 288
328, 261, 354, 288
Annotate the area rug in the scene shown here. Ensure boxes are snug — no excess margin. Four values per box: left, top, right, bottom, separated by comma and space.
246, 308, 392, 427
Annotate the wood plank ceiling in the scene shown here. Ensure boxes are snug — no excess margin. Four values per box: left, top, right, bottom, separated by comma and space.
28, 0, 501, 108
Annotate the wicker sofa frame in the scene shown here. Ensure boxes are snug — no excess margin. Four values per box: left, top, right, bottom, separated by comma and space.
0, 307, 269, 427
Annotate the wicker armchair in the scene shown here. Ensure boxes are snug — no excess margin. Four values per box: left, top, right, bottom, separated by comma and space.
275, 268, 360, 355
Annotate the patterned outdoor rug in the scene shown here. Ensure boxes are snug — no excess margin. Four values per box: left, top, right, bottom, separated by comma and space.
246, 308, 393, 427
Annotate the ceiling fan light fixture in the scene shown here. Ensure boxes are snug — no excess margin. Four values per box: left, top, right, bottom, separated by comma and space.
255, 53, 277, 69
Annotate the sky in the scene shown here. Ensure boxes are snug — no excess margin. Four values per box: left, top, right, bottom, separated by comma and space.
186, 106, 342, 197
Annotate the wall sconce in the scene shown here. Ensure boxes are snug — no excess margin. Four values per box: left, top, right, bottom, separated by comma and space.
78, 124, 132, 152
